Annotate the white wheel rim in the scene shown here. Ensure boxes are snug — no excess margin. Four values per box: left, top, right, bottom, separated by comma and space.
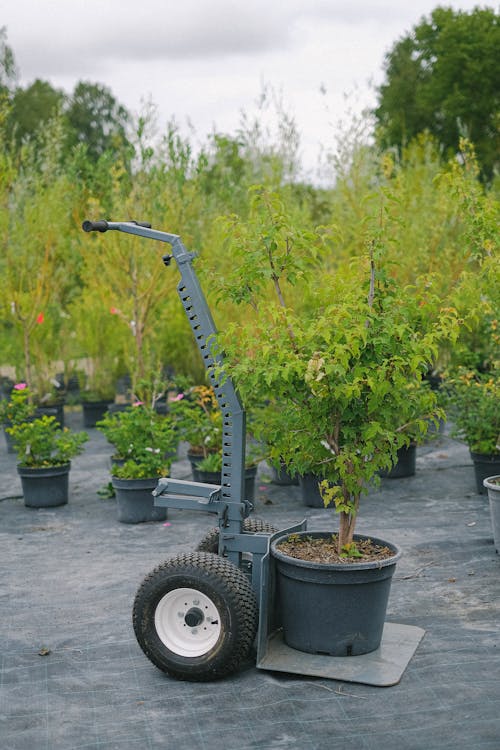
154, 587, 222, 657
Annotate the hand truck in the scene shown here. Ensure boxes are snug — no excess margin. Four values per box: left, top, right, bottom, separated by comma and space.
82, 219, 424, 686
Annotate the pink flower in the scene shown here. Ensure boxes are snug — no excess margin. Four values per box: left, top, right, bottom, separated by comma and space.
171, 393, 184, 402
36, 312, 44, 324
14, 382, 27, 390
133, 400, 144, 407
110, 307, 119, 315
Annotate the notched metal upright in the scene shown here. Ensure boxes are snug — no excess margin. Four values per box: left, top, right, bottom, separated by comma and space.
98, 223, 250, 559
169, 236, 247, 520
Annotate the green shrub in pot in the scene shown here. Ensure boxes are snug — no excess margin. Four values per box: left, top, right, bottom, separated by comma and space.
213, 187, 460, 554
5, 385, 88, 467
96, 402, 178, 479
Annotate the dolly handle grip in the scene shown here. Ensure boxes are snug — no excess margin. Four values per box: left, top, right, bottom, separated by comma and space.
82, 220, 108, 233
82, 220, 153, 233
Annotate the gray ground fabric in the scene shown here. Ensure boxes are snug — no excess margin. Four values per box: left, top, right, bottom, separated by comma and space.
1, 410, 499, 750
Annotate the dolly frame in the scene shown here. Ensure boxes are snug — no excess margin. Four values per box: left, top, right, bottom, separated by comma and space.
82, 219, 424, 685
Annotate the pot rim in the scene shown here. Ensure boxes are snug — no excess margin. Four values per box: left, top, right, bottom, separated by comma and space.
111, 475, 163, 488
483, 475, 500, 491
470, 451, 500, 461
17, 461, 71, 474
270, 531, 401, 571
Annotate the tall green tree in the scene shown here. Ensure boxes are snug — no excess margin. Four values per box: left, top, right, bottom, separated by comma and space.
6, 79, 65, 148
374, 6, 500, 179
64, 81, 131, 164
0, 26, 17, 96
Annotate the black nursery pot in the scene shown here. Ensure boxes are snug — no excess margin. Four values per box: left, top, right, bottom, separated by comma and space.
191, 460, 258, 504
271, 532, 401, 657
270, 460, 299, 486
3, 423, 16, 454
470, 452, 500, 495
17, 463, 71, 508
379, 443, 417, 479
35, 402, 65, 429
82, 400, 112, 428
111, 476, 167, 524
299, 473, 327, 508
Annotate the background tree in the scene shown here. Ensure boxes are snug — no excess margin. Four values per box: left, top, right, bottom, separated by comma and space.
63, 81, 132, 165
0, 126, 85, 398
6, 79, 65, 149
0, 26, 17, 97
374, 6, 500, 180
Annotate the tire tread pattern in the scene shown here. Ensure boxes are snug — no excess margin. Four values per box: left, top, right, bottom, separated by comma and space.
133, 552, 258, 681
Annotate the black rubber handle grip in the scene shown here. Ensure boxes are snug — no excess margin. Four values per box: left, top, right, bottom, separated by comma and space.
82, 220, 152, 232
82, 220, 108, 233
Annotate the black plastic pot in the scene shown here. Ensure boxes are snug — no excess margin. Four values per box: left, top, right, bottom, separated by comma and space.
269, 460, 299, 486
17, 463, 71, 508
35, 402, 65, 428
192, 463, 257, 504
271, 531, 401, 657
3, 423, 15, 454
111, 476, 167, 524
82, 400, 112, 428
243, 464, 258, 504
153, 399, 168, 415
470, 452, 500, 495
107, 402, 133, 415
379, 443, 417, 479
187, 449, 206, 478
192, 467, 220, 484
298, 473, 333, 508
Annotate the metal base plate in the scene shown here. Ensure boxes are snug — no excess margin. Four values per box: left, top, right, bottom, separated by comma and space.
257, 622, 425, 687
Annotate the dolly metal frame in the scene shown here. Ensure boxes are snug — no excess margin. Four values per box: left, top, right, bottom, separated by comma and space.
82, 219, 424, 686
82, 219, 302, 589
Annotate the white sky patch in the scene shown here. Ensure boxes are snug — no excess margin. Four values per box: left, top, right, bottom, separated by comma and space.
2, 0, 485, 179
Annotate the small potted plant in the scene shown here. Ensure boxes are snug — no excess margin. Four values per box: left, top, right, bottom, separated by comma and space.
96, 402, 178, 523
442, 365, 500, 494
5, 385, 88, 508
169, 384, 222, 476
212, 187, 460, 656
79, 371, 117, 428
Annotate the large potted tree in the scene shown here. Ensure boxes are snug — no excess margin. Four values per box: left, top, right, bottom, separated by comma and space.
212, 187, 460, 656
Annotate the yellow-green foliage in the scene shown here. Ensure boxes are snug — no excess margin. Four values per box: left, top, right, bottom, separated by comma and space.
0, 121, 86, 396
0, 101, 497, 402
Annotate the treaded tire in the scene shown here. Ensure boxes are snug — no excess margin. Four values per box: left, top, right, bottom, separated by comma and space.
133, 552, 258, 681
196, 517, 278, 553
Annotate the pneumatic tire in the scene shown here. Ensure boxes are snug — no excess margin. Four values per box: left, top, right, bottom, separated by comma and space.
133, 552, 258, 681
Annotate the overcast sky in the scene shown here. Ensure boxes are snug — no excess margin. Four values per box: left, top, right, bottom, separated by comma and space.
2, 0, 489, 179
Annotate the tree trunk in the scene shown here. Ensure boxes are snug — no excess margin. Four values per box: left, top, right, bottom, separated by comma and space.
337, 491, 360, 552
